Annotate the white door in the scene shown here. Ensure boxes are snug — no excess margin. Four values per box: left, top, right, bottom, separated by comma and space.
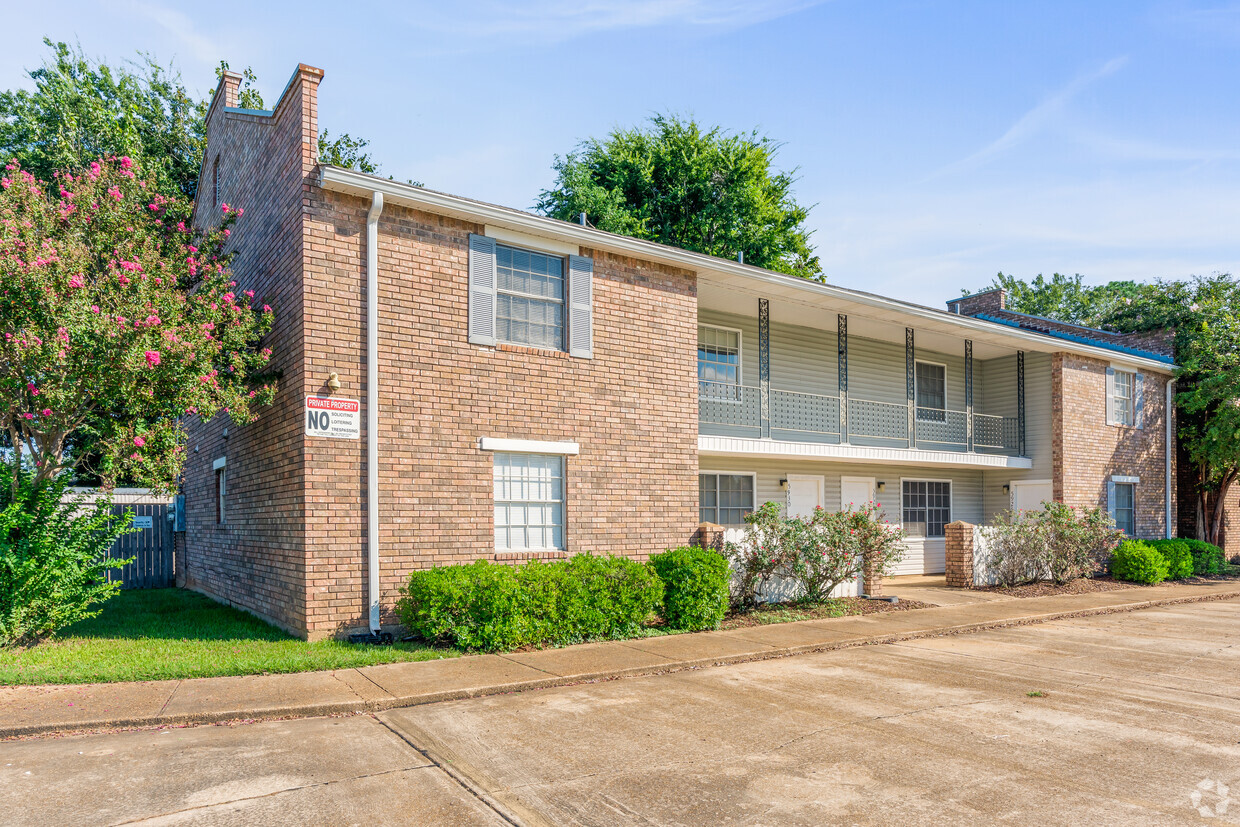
1011, 480, 1054, 513
787, 475, 824, 517
840, 476, 876, 511
837, 476, 875, 596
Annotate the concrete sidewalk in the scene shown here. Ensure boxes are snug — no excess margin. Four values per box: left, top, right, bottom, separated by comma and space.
3, 581, 1238, 739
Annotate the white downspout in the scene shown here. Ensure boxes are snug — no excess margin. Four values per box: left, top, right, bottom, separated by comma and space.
1166, 377, 1175, 540
366, 191, 384, 632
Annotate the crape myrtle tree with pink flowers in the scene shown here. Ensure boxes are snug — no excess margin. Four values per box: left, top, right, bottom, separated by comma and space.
0, 156, 274, 492
0, 156, 274, 643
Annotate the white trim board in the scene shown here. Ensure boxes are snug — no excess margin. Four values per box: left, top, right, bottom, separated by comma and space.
699, 435, 1033, 469
479, 437, 580, 455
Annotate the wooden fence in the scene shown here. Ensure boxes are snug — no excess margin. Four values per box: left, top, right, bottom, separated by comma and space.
67, 488, 176, 589
106, 501, 175, 589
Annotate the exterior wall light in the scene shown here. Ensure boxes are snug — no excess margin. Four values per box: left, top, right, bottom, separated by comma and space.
779, 478, 788, 488
327, 372, 341, 391
876, 481, 886, 493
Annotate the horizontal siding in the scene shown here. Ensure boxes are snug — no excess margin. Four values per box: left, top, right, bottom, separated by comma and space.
699, 456, 985, 575
981, 352, 1053, 521
700, 308, 1008, 416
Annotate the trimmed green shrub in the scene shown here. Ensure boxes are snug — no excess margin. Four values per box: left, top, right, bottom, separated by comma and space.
1110, 540, 1169, 584
397, 553, 663, 652
398, 560, 525, 652
648, 546, 730, 631
0, 469, 135, 646
1168, 539, 1227, 576
1143, 540, 1194, 580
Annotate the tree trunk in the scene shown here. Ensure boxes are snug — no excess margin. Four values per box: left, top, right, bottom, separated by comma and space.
1205, 472, 1236, 548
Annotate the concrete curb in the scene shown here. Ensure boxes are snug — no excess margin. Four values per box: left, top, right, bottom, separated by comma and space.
4, 587, 1238, 740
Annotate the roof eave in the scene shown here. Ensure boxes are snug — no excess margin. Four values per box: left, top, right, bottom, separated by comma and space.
317, 165, 1178, 373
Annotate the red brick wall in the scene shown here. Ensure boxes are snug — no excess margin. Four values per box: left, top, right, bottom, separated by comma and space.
181, 66, 322, 634
1051, 353, 1173, 539
947, 289, 1005, 316
184, 65, 699, 639
298, 192, 700, 638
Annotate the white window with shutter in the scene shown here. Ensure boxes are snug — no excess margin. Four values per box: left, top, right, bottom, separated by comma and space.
468, 233, 593, 357
1106, 367, 1142, 428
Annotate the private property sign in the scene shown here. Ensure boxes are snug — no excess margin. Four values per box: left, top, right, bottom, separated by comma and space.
305, 396, 361, 439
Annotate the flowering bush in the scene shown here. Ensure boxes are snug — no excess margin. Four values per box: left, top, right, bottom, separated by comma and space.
725, 501, 794, 609
786, 502, 906, 601
983, 503, 1121, 587
0, 156, 275, 492
726, 500, 906, 607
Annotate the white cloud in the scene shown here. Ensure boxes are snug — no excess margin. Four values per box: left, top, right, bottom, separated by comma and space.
118, 0, 221, 66
407, 0, 823, 42
811, 176, 1240, 302
927, 56, 1129, 180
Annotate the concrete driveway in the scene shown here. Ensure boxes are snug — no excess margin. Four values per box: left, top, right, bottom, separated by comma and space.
4, 599, 1239, 826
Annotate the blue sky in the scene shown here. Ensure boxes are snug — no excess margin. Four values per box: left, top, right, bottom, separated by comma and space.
7, 1, 1240, 305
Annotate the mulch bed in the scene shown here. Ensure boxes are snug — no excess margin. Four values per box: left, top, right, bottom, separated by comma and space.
717, 596, 938, 630
973, 574, 1240, 599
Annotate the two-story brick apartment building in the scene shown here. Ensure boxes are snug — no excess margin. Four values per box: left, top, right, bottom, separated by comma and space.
181, 65, 1178, 640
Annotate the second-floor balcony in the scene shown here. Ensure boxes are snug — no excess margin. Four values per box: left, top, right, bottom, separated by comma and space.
700, 381, 1021, 455
695, 290, 1032, 462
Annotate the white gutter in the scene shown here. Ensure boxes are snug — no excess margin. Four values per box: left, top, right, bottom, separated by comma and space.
366, 191, 384, 633
1166, 377, 1176, 539
319, 165, 1175, 374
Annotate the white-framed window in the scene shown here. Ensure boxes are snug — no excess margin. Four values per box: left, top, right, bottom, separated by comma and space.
496, 244, 565, 350
494, 453, 565, 552
1113, 369, 1135, 427
699, 472, 756, 525
902, 479, 951, 538
1110, 475, 1138, 536
213, 457, 226, 525
698, 325, 742, 401
915, 361, 947, 422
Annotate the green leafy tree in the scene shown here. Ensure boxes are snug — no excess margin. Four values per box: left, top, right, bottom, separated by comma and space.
966, 270, 1240, 545
537, 114, 821, 279
1171, 276, 1240, 546
0, 40, 206, 207
0, 156, 275, 493
962, 272, 1151, 329
0, 40, 382, 211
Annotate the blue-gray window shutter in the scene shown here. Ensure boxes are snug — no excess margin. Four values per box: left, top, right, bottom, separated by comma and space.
1104, 367, 1116, 426
1135, 372, 1145, 429
468, 234, 497, 346
1106, 479, 1117, 524
567, 254, 594, 358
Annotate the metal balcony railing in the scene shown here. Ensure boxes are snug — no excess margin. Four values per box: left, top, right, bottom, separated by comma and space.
698, 381, 1023, 456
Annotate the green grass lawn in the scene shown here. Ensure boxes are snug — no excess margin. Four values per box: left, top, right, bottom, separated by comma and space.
0, 589, 455, 686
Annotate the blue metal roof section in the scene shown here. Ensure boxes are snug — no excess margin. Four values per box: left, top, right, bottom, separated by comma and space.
974, 314, 1176, 365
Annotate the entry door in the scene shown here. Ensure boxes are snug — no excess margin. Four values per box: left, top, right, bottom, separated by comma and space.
787, 475, 825, 518
1011, 480, 1054, 513
840, 476, 876, 511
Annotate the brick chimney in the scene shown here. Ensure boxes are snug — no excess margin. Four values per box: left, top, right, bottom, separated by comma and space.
946, 288, 1006, 317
